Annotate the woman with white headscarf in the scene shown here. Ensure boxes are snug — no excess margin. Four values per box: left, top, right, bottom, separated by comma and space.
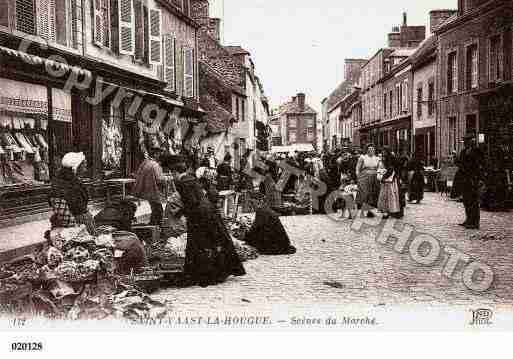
48, 152, 97, 235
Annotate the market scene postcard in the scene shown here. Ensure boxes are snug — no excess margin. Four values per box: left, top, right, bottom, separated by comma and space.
1, 0, 513, 339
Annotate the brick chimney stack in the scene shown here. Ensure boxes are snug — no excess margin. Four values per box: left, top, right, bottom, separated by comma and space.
190, 0, 221, 42
297, 93, 305, 111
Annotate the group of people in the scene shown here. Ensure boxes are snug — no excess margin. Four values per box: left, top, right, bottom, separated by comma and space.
255, 145, 426, 220
47, 142, 298, 288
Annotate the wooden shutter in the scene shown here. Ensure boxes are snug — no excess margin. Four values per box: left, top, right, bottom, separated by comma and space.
92, 0, 103, 46
37, 0, 56, 41
134, 0, 144, 60
182, 0, 189, 16
118, 0, 134, 55
183, 47, 194, 98
164, 35, 176, 91
0, 0, 9, 27
148, 8, 162, 65
101, 0, 110, 47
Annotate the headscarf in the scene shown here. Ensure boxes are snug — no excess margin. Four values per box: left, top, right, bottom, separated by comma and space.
61, 152, 85, 172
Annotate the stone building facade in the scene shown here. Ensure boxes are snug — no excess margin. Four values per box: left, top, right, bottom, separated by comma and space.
0, 0, 203, 226
436, 0, 513, 163
277, 93, 317, 147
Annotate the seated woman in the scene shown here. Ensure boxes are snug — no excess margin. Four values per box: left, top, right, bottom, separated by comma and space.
170, 156, 245, 287
48, 152, 98, 236
244, 167, 296, 255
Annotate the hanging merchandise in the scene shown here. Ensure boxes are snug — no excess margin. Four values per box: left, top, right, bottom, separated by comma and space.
102, 118, 123, 170
33, 147, 50, 182
1, 132, 23, 153
14, 132, 35, 154
36, 133, 49, 149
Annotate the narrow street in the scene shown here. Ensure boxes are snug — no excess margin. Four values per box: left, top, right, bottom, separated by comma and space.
154, 193, 513, 319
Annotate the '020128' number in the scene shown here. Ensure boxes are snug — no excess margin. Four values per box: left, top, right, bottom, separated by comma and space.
11, 342, 43, 351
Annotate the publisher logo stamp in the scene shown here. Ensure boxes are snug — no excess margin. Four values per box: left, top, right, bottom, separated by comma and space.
470, 308, 493, 326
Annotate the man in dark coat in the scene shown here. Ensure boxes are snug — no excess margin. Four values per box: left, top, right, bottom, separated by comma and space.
456, 133, 484, 229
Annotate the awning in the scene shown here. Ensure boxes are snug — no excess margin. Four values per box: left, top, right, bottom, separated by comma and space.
271, 143, 315, 153
0, 45, 92, 79
0, 78, 72, 122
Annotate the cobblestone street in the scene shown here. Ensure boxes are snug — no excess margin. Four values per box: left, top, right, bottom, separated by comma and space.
154, 193, 513, 321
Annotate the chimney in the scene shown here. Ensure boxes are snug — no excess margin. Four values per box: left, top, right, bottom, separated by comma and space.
190, 0, 209, 20
403, 12, 407, 26
297, 93, 305, 111
344, 59, 366, 84
429, 9, 457, 33
208, 18, 221, 42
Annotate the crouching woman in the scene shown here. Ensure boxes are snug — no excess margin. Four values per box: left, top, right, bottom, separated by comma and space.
48, 152, 97, 236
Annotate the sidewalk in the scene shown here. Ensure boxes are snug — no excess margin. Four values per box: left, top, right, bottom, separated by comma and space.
0, 201, 152, 263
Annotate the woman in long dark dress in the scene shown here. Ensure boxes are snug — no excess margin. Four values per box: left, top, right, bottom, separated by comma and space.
244, 167, 296, 255
407, 157, 425, 203
171, 157, 245, 287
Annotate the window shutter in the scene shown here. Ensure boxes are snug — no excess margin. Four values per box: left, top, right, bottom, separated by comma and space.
101, 0, 110, 47
134, 0, 144, 60
182, 0, 189, 16
164, 35, 176, 91
183, 47, 194, 98
37, 0, 56, 41
148, 8, 162, 65
16, 0, 37, 34
118, 0, 134, 55
92, 0, 103, 46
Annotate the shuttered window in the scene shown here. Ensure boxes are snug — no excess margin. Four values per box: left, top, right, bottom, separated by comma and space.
134, 0, 144, 60
118, 0, 134, 54
0, 0, 9, 27
16, 0, 36, 35
101, 0, 109, 47
148, 8, 162, 65
164, 35, 176, 91
92, 0, 103, 45
92, 0, 110, 47
36, 0, 56, 41
183, 47, 194, 98
182, 0, 189, 16
403, 81, 408, 111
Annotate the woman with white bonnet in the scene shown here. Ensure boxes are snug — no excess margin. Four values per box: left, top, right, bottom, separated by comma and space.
48, 151, 97, 235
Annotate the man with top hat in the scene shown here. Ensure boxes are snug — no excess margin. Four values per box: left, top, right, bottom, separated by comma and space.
456, 132, 484, 230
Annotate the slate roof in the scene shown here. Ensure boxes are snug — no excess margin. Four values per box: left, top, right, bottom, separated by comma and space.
224, 46, 250, 55
410, 35, 438, 66
200, 94, 235, 134
435, 13, 458, 32
279, 99, 317, 115
389, 48, 417, 58
326, 80, 354, 112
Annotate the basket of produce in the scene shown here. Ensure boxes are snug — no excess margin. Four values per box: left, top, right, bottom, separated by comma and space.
53, 260, 100, 283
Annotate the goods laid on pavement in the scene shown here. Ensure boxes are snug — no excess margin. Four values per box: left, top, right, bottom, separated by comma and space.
151, 215, 259, 263
468, 232, 508, 241
0, 225, 168, 320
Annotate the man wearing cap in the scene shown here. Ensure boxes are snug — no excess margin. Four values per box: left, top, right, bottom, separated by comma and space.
456, 133, 484, 230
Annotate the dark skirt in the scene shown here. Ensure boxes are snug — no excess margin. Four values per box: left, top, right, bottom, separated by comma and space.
409, 171, 425, 201
243, 206, 296, 255
357, 171, 379, 208
184, 200, 246, 287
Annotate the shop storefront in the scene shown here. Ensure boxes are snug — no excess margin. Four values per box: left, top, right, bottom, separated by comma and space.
0, 46, 202, 227
414, 126, 436, 165
474, 83, 513, 209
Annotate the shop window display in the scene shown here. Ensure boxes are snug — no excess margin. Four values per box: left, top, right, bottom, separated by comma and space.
0, 116, 50, 186
0, 80, 72, 188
